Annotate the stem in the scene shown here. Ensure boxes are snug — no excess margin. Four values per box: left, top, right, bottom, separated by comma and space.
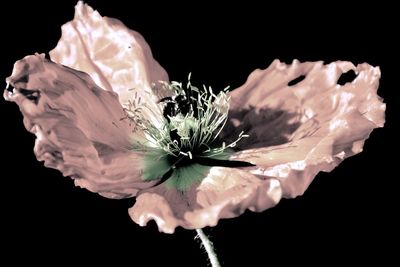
195, 229, 221, 267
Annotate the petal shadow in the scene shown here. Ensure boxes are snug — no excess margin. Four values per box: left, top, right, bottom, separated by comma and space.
220, 106, 302, 150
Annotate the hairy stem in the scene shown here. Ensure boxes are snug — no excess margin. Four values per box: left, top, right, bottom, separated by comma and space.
196, 229, 221, 267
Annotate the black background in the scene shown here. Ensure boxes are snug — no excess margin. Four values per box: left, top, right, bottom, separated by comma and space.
1, 1, 398, 266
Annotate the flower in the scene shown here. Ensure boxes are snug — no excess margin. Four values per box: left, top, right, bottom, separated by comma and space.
4, 2, 385, 234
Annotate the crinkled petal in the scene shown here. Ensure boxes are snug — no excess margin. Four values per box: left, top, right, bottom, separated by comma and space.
228, 60, 385, 197
49, 1, 169, 126
129, 60, 384, 233
129, 167, 282, 233
4, 54, 156, 199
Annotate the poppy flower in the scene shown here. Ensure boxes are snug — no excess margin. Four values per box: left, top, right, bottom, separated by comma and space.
4, 1, 385, 235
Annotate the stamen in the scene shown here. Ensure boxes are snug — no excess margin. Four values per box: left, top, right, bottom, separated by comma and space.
125, 76, 250, 190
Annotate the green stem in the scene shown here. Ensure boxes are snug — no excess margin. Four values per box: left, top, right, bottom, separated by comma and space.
196, 229, 221, 267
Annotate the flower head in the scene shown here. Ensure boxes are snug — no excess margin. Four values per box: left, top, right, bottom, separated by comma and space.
4, 2, 385, 233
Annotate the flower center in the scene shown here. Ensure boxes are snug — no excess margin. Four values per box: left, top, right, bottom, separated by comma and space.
125, 75, 252, 190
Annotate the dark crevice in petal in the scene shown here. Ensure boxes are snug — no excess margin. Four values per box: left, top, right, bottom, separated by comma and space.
194, 157, 255, 167
6, 84, 14, 92
288, 75, 306, 86
153, 168, 174, 187
19, 88, 40, 104
337, 70, 358, 85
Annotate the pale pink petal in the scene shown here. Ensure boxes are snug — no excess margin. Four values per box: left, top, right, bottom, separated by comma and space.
4, 54, 156, 199
49, 1, 169, 126
129, 60, 384, 233
129, 167, 282, 233
228, 60, 385, 197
